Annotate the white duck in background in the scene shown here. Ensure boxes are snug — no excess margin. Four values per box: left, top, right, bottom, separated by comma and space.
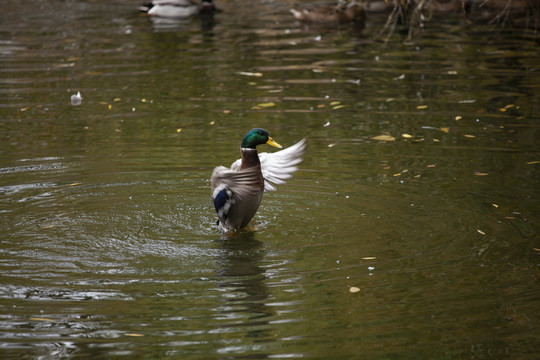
139, 0, 215, 18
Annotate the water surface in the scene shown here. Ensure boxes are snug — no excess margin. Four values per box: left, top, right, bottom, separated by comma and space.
1, 1, 539, 358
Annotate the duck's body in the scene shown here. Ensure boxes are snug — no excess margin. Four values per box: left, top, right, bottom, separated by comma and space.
211, 129, 306, 232
139, 0, 214, 18
290, 0, 364, 23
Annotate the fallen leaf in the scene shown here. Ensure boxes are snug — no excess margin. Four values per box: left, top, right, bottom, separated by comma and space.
223, 110, 230, 114
477, 229, 486, 235
440, 127, 449, 133
125, 333, 144, 337
402, 134, 413, 138
499, 108, 507, 112
176, 128, 182, 133
371, 135, 396, 141
31, 317, 55, 322
332, 105, 346, 110
526, 161, 539, 165
317, 104, 326, 109
492, 204, 498, 208
427, 164, 436, 168
455, 116, 462, 121
349, 287, 361, 293
108, 104, 112, 110
237, 71, 263, 77
464, 134, 475, 138
330, 101, 341, 106
362, 257, 377, 260
417, 105, 428, 110
209, 121, 215, 125
20, 107, 30, 112
256, 102, 275, 108
328, 143, 336, 148
475, 172, 488, 176
114, 98, 121, 102
69, 182, 81, 186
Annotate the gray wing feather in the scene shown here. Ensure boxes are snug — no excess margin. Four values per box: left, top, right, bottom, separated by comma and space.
211, 166, 260, 199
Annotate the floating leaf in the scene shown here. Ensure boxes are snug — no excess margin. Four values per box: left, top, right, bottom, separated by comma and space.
332, 105, 346, 110
492, 204, 498, 208
69, 182, 81, 186
475, 172, 488, 176
209, 121, 215, 125
371, 135, 396, 141
31, 317, 55, 322
257, 102, 275, 108
402, 133, 413, 138
440, 127, 449, 133
223, 110, 230, 114
323, 121, 331, 127
427, 164, 436, 168
330, 101, 341, 106
125, 333, 144, 337
464, 134, 475, 138
455, 116, 462, 121
108, 104, 112, 110
499, 108, 507, 112
328, 143, 336, 148
526, 161, 539, 165
176, 128, 182, 133
237, 71, 263, 77
114, 98, 121, 102
349, 287, 361, 293
362, 257, 377, 260
417, 105, 428, 110
20, 107, 30, 112
477, 229, 486, 235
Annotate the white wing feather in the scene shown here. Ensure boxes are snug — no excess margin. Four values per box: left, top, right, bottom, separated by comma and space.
259, 138, 306, 192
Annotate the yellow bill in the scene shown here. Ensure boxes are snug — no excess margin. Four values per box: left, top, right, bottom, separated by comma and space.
266, 137, 282, 149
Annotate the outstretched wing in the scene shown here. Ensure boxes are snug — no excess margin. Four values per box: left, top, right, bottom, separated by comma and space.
211, 166, 260, 199
259, 138, 306, 192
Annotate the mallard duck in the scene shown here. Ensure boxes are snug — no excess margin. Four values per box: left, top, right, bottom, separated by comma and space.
290, 0, 364, 23
139, 0, 214, 18
211, 129, 306, 232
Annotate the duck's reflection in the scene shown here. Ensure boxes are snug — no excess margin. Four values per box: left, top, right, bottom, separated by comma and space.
214, 232, 271, 338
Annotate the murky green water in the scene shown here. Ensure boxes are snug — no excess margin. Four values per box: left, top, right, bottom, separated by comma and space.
1, 0, 539, 358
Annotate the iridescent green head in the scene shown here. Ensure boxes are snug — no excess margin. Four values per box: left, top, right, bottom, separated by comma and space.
241, 128, 282, 149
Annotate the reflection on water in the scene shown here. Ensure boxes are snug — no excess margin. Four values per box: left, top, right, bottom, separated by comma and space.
0, 0, 539, 358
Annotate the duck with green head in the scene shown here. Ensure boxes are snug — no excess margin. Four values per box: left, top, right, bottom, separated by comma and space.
211, 128, 306, 232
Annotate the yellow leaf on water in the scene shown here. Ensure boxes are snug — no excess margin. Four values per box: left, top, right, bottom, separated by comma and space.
371, 135, 396, 141
257, 102, 275, 108
20, 107, 30, 112
332, 105, 346, 110
402, 134, 413, 138
455, 116, 462, 121
475, 172, 488, 176
125, 333, 144, 337
440, 127, 449, 133
477, 229, 486, 235
417, 105, 428, 110
349, 287, 361, 293
499, 108, 507, 112
114, 98, 121, 102
527, 161, 539, 165
69, 182, 81, 186
108, 104, 112, 110
330, 101, 341, 106
209, 121, 215, 125
362, 257, 377, 260
31, 317, 55, 322
176, 128, 182, 133
492, 203, 498, 208
464, 134, 475, 138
